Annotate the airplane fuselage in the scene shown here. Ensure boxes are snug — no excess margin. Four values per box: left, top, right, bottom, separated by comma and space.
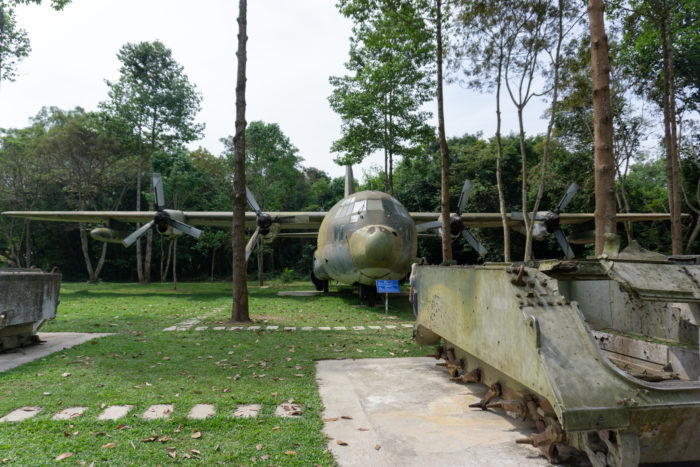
312, 191, 417, 286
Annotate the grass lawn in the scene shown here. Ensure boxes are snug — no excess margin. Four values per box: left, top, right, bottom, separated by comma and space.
0, 280, 422, 466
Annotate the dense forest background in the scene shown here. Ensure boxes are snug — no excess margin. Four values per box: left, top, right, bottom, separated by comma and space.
1, 0, 698, 282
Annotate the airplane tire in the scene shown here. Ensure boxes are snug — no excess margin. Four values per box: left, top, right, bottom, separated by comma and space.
322, 280, 329, 293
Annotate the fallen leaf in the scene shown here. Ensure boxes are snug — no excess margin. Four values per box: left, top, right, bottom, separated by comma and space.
168, 450, 176, 459
62, 431, 71, 437
191, 431, 201, 439
284, 451, 296, 456
116, 424, 127, 430
130, 441, 136, 450
43, 392, 51, 396
214, 444, 220, 452
357, 427, 369, 431
190, 449, 201, 455
271, 392, 277, 397
101, 443, 116, 449
272, 426, 280, 431
183, 453, 191, 459
162, 357, 170, 361
62, 372, 71, 377
341, 415, 353, 420
294, 374, 304, 378
375, 444, 381, 450
55, 453, 73, 461
336, 440, 348, 446
256, 444, 262, 451
261, 455, 269, 460
323, 417, 339, 422
141, 437, 157, 443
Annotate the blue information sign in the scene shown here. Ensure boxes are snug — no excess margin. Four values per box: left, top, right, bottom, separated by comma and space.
376, 280, 400, 293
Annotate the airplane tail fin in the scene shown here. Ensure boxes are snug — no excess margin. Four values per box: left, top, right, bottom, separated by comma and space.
344, 165, 355, 197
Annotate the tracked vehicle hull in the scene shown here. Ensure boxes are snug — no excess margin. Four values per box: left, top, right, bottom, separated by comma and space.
0, 268, 61, 351
415, 259, 700, 466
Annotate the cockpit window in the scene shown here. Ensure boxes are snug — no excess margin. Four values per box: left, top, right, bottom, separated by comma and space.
393, 201, 409, 218
352, 200, 366, 213
366, 199, 383, 211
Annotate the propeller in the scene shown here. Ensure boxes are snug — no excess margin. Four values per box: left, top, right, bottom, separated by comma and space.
244, 187, 308, 262
121, 174, 203, 247
416, 179, 487, 257
512, 183, 579, 259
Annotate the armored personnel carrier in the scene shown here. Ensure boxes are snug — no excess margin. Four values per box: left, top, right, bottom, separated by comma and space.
0, 268, 61, 351
414, 251, 699, 466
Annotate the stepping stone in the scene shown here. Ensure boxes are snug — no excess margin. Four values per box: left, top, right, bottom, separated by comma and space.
368, 326, 382, 330
275, 402, 302, 418
188, 404, 215, 420
319, 326, 331, 331
266, 326, 279, 331
195, 326, 208, 331
247, 326, 261, 331
0, 406, 41, 422
230, 326, 243, 331
301, 327, 314, 331
333, 326, 346, 331
284, 327, 296, 331
97, 405, 133, 421
142, 404, 174, 420
52, 407, 87, 420
233, 404, 261, 419
385, 325, 397, 329
212, 326, 226, 331
402, 324, 414, 328
163, 326, 176, 332
352, 326, 365, 330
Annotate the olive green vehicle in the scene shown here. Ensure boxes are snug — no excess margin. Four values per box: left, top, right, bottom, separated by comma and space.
414, 244, 700, 466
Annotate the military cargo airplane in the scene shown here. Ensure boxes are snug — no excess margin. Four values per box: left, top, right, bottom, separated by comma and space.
2, 167, 677, 304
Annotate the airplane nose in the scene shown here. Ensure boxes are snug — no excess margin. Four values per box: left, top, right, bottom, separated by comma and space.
349, 225, 402, 273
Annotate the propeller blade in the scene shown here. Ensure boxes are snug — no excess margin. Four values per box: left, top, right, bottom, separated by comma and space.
153, 173, 165, 211
416, 220, 443, 233
245, 227, 261, 262
246, 186, 262, 215
456, 179, 472, 215
462, 229, 487, 257
171, 219, 203, 240
554, 229, 575, 259
122, 220, 154, 248
556, 183, 579, 213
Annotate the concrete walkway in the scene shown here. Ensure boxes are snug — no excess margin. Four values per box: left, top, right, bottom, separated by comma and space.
0, 332, 113, 373
316, 357, 551, 467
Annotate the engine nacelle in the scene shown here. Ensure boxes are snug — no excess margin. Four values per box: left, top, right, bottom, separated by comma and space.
312, 249, 330, 281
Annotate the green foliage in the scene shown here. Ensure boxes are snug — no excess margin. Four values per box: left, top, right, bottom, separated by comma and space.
330, 0, 436, 190
280, 267, 295, 283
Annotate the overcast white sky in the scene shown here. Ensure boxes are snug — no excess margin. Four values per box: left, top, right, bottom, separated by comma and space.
0, 0, 548, 180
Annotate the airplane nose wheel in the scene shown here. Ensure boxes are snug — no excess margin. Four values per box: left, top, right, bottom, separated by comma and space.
359, 284, 377, 307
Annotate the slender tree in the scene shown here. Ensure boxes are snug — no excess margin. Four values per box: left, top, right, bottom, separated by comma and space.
231, 0, 250, 322
588, 0, 617, 254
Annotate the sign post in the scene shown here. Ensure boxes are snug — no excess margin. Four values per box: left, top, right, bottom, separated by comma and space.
375, 280, 400, 315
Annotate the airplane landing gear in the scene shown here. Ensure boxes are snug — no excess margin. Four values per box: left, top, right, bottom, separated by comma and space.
359, 284, 377, 307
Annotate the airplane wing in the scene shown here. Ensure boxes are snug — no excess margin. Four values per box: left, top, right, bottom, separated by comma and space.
2, 211, 327, 231
411, 212, 677, 229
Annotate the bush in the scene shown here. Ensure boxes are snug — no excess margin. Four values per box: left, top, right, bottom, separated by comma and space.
280, 267, 295, 283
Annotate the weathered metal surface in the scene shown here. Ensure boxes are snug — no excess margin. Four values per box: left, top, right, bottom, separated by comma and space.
416, 260, 700, 465
0, 268, 61, 350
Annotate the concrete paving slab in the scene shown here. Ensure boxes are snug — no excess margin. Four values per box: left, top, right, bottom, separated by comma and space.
247, 326, 261, 331
188, 404, 215, 419
0, 333, 113, 373
368, 326, 382, 330
316, 357, 550, 467
52, 407, 87, 420
212, 326, 226, 331
142, 404, 174, 420
233, 404, 261, 418
284, 326, 296, 331
195, 326, 208, 331
319, 327, 331, 331
352, 326, 365, 330
97, 405, 133, 421
302, 327, 314, 331
0, 406, 41, 422
266, 326, 279, 331
275, 402, 302, 418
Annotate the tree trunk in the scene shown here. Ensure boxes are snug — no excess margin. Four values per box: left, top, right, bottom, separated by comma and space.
78, 223, 97, 282
436, 0, 452, 264
661, 11, 682, 254
172, 237, 177, 290
232, 0, 250, 322
588, 0, 617, 255
211, 247, 217, 282
257, 236, 263, 287
94, 242, 107, 280
135, 132, 144, 283
495, 53, 510, 262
